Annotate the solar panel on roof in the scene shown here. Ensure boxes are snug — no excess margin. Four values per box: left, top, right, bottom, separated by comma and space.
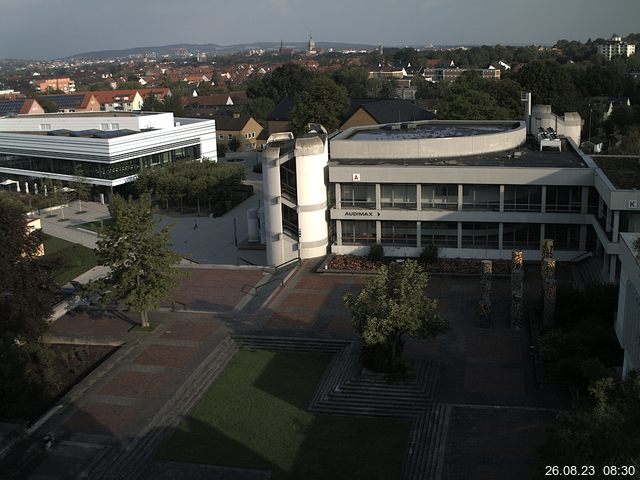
42, 94, 84, 109
0, 99, 26, 115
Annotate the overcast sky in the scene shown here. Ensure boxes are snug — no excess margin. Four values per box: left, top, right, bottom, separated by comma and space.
0, 0, 638, 59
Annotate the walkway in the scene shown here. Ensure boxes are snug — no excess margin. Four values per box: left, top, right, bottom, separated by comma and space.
7, 261, 571, 480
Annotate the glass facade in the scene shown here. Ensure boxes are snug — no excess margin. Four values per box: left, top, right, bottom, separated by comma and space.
502, 223, 541, 249
461, 223, 499, 248
0, 145, 200, 181
504, 185, 542, 212
341, 183, 376, 209
421, 184, 457, 209
282, 204, 298, 239
380, 184, 417, 209
279, 159, 297, 201
545, 224, 580, 250
342, 220, 376, 244
421, 222, 458, 247
462, 185, 500, 211
545, 186, 582, 212
381, 221, 416, 245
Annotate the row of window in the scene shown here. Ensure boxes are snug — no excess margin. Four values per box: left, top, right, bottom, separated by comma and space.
339, 183, 592, 213
0, 145, 200, 181
217, 132, 256, 140
340, 221, 581, 250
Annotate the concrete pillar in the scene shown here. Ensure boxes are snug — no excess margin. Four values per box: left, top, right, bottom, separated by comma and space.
336, 220, 342, 246
416, 184, 422, 211
598, 196, 604, 219
457, 222, 462, 249
606, 207, 612, 232
541, 185, 547, 213
335, 183, 341, 209
579, 225, 587, 251
498, 223, 504, 251
613, 211, 620, 241
580, 186, 589, 214
376, 220, 381, 243
499, 185, 505, 213
610, 255, 617, 283
375, 184, 381, 211
416, 221, 422, 249
457, 184, 464, 211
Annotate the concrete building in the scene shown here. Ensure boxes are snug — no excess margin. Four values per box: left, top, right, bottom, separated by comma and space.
214, 114, 263, 152
261, 114, 640, 375
0, 111, 217, 197
598, 34, 636, 61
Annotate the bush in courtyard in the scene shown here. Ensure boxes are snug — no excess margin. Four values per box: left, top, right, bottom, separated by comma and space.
420, 244, 439, 264
367, 244, 384, 262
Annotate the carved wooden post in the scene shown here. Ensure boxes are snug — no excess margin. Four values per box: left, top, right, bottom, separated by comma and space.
479, 260, 492, 321
511, 250, 524, 329
541, 258, 557, 326
543, 278, 557, 326
541, 238, 554, 260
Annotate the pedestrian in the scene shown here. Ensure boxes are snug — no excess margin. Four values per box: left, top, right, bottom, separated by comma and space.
193, 219, 198, 230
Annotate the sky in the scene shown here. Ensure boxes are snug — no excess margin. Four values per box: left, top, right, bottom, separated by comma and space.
0, 0, 639, 60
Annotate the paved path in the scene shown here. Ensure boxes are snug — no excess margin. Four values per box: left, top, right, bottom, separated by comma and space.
6, 260, 572, 480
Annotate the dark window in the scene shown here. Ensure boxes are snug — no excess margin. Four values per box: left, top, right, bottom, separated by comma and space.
461, 223, 499, 248
381, 221, 417, 245
421, 222, 457, 247
341, 183, 376, 209
341, 220, 376, 244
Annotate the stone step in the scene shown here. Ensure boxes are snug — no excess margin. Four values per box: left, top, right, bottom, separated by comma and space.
84, 337, 239, 480
311, 404, 421, 419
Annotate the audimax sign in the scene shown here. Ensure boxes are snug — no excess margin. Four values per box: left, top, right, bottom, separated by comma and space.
344, 211, 380, 217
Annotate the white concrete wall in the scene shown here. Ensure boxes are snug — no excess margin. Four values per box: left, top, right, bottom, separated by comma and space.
295, 137, 329, 260
331, 121, 526, 160
0, 112, 175, 132
262, 146, 285, 266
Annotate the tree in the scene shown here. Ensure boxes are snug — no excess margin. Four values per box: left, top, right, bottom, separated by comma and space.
141, 93, 164, 112
343, 260, 449, 373
288, 76, 349, 134
72, 165, 90, 213
539, 374, 640, 470
0, 192, 54, 342
228, 137, 241, 152
241, 96, 275, 125
517, 59, 579, 113
332, 66, 371, 98
246, 63, 313, 104
92, 194, 181, 327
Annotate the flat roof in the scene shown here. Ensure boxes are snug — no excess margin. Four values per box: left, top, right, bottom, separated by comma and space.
11, 111, 164, 119
593, 156, 640, 189
330, 138, 587, 169
346, 122, 517, 140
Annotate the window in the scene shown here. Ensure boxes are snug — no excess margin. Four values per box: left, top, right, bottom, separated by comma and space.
502, 223, 540, 249
504, 186, 542, 212
227, 134, 233, 140
421, 222, 457, 247
462, 185, 500, 211
282, 204, 298, 239
422, 184, 457, 209
381, 221, 417, 245
545, 186, 581, 212
461, 223, 499, 248
110, 123, 119, 130
342, 221, 376, 244
341, 183, 376, 209
380, 184, 417, 209
39, 124, 51, 131
545, 224, 580, 250
218, 134, 224, 140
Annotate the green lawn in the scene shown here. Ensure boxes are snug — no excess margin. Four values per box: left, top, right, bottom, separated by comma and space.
158, 350, 411, 480
76, 218, 114, 233
42, 235, 99, 286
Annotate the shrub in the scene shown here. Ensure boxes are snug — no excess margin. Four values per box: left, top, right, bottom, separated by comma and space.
367, 244, 384, 262
420, 244, 439, 263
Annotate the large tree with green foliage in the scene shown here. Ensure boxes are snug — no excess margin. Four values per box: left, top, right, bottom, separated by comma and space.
0, 193, 56, 417
92, 194, 181, 327
246, 63, 312, 104
288, 76, 349, 134
518, 59, 578, 113
344, 260, 448, 373
539, 375, 640, 470
331, 66, 370, 98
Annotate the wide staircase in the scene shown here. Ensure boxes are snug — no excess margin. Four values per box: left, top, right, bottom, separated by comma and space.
233, 335, 450, 480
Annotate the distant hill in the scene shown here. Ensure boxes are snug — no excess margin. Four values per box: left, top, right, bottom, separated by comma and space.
63, 41, 379, 60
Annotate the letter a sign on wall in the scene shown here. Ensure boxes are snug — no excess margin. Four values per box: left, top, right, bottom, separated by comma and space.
352, 173, 361, 182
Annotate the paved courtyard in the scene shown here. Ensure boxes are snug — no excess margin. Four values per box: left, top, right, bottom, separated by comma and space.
8, 261, 569, 480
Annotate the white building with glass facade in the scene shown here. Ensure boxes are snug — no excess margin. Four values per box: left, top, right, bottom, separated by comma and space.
261, 116, 640, 375
0, 111, 217, 197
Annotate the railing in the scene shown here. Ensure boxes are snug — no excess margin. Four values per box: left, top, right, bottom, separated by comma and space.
253, 276, 285, 295
274, 257, 301, 274
237, 257, 256, 266
570, 251, 593, 263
